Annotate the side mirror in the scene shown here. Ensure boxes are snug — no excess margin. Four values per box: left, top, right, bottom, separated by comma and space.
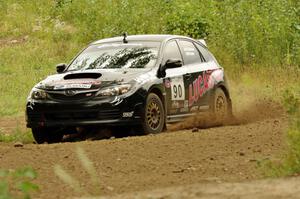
157, 59, 183, 78
56, 63, 67, 73
165, 59, 183, 69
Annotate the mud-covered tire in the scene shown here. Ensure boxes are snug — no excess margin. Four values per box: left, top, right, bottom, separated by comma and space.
32, 127, 63, 144
141, 93, 165, 135
212, 88, 228, 125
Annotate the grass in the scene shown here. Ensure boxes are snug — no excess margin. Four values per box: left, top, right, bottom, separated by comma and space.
0, 127, 34, 144
263, 89, 300, 177
0, 0, 299, 116
0, 167, 39, 199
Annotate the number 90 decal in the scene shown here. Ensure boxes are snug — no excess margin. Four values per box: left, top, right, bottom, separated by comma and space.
171, 77, 185, 100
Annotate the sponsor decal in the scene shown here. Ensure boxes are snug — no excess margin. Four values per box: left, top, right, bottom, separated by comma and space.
171, 101, 180, 109
190, 106, 199, 112
189, 71, 213, 107
54, 84, 92, 90
92, 80, 102, 85
184, 100, 189, 108
122, 111, 134, 118
180, 107, 189, 113
171, 76, 185, 101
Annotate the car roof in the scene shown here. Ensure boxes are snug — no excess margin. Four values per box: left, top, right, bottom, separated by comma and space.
91, 34, 193, 45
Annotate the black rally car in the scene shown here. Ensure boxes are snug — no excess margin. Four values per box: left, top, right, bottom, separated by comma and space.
26, 34, 232, 143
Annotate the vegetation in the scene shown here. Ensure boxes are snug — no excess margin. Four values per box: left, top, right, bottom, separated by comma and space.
0, 0, 299, 116
0, 167, 39, 199
265, 89, 300, 177
0, 0, 299, 175
0, 125, 33, 144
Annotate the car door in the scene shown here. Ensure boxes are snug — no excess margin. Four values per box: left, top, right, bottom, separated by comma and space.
177, 39, 211, 113
162, 40, 188, 116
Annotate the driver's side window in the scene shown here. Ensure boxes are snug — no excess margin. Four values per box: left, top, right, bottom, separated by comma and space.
163, 40, 183, 65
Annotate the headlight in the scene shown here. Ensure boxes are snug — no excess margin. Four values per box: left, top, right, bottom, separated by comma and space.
96, 84, 132, 97
31, 89, 48, 100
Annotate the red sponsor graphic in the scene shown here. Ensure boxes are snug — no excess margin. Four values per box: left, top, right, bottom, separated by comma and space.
189, 71, 212, 107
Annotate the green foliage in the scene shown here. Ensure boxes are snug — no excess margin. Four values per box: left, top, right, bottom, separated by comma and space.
283, 89, 300, 115
0, 167, 39, 199
0, 126, 33, 144
265, 89, 300, 177
208, 0, 300, 66
165, 7, 209, 38
0, 0, 299, 116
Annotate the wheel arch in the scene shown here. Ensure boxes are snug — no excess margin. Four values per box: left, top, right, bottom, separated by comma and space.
148, 86, 165, 107
147, 86, 167, 130
216, 83, 233, 115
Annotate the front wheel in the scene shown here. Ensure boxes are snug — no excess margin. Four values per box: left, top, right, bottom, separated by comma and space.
141, 93, 165, 135
212, 88, 228, 125
32, 127, 63, 144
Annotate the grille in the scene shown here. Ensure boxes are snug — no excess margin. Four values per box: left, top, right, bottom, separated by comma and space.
45, 111, 97, 120
48, 92, 95, 101
45, 109, 121, 121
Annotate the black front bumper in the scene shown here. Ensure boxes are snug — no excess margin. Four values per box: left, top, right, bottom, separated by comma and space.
26, 95, 144, 128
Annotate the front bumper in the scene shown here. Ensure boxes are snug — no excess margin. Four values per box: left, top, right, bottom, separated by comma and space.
26, 95, 144, 128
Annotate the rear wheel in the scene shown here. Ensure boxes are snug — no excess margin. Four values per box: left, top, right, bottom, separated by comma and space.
32, 127, 63, 144
141, 93, 165, 134
212, 88, 228, 125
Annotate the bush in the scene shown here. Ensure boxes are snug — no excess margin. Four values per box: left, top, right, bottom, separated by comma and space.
0, 167, 39, 199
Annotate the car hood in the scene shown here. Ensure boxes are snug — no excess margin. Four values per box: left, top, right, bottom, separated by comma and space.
36, 69, 154, 90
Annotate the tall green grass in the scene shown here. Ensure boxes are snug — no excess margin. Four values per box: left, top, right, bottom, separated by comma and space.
0, 0, 299, 116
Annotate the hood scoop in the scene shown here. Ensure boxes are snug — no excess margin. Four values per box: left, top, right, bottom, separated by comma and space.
64, 73, 102, 80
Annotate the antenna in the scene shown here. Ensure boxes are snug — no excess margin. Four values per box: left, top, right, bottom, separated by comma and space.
123, 32, 128, 43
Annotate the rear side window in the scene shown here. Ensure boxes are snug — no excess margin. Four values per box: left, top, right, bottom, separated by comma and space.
163, 40, 182, 63
178, 40, 202, 65
194, 43, 214, 62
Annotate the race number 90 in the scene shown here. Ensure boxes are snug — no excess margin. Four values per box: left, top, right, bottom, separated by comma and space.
171, 77, 185, 100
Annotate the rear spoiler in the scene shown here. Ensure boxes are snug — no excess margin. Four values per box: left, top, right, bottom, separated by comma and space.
198, 39, 207, 47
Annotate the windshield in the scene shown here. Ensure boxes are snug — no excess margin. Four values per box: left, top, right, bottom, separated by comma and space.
68, 42, 161, 71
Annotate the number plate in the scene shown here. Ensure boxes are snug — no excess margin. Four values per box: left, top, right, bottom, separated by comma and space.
171, 76, 185, 101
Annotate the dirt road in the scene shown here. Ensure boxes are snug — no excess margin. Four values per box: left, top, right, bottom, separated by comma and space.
0, 99, 288, 198
88, 177, 300, 199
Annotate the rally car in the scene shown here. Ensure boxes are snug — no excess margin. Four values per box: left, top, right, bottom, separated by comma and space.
26, 34, 232, 143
